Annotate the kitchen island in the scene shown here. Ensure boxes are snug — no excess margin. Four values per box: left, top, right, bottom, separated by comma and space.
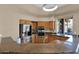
32, 33, 69, 43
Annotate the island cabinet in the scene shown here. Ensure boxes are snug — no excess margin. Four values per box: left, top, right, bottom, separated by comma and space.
57, 36, 69, 41
47, 35, 58, 42
32, 34, 47, 43
32, 35, 69, 43
46, 35, 69, 43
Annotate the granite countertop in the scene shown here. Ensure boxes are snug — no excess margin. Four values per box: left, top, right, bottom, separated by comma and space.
46, 33, 68, 37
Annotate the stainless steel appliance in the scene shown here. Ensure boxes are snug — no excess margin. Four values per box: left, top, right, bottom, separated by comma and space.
19, 24, 32, 43
37, 26, 45, 36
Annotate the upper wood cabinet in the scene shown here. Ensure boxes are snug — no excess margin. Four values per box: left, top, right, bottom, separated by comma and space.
37, 21, 50, 29
32, 21, 56, 31
32, 22, 37, 29
19, 19, 32, 24
49, 21, 56, 30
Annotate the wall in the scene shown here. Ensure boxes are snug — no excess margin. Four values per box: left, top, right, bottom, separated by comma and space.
0, 7, 52, 41
73, 13, 79, 35
0, 10, 38, 41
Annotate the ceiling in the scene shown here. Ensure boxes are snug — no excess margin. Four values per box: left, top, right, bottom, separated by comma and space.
0, 4, 79, 17
16, 4, 79, 17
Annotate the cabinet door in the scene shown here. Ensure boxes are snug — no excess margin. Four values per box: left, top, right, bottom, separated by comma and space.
48, 36, 57, 42
38, 22, 44, 26
32, 22, 37, 28
38, 21, 49, 29
32, 22, 37, 33
49, 21, 56, 30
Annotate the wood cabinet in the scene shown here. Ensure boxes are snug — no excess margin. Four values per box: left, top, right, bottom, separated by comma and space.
19, 19, 32, 24
19, 19, 57, 43
49, 21, 56, 30
32, 22, 37, 34
32, 35, 48, 43
32, 35, 69, 43
47, 35, 69, 42
32, 34, 36, 43
32, 21, 56, 30
32, 21, 56, 43
48, 36, 57, 42
38, 21, 49, 29
32, 21, 55, 30
32, 22, 37, 28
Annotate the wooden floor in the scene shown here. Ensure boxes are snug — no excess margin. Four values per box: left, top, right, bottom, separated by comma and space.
0, 40, 74, 54
0, 35, 77, 54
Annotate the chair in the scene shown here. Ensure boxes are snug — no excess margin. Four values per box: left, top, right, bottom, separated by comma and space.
75, 43, 79, 53
72, 35, 79, 53
0, 36, 19, 52
1, 36, 16, 45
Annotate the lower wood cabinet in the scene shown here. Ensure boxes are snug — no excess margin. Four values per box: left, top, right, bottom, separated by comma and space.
32, 35, 69, 43
47, 35, 69, 42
